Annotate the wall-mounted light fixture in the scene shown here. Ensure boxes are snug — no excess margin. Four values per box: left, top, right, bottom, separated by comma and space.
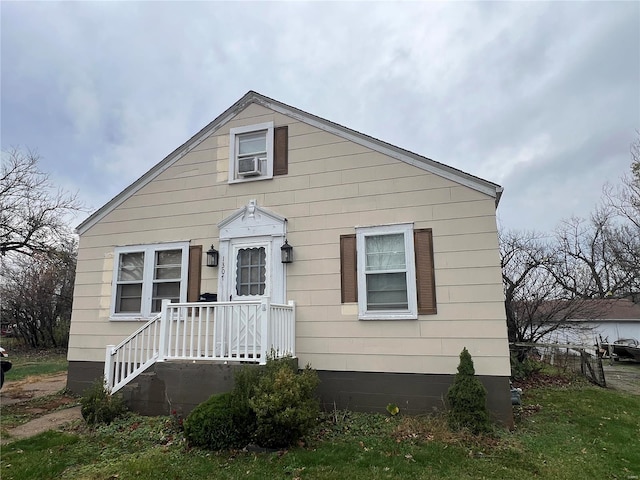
206, 245, 219, 267
281, 239, 293, 264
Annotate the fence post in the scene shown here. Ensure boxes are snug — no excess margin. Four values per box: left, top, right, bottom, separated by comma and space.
104, 345, 115, 392
260, 297, 270, 365
158, 299, 171, 361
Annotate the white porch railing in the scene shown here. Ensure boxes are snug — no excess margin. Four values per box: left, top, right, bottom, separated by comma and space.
104, 298, 296, 393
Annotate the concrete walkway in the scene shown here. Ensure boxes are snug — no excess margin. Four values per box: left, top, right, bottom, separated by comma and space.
0, 406, 82, 445
0, 373, 83, 445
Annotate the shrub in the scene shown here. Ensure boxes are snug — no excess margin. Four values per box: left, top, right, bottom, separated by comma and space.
249, 359, 320, 448
184, 392, 254, 450
80, 379, 128, 425
446, 347, 491, 434
510, 353, 543, 380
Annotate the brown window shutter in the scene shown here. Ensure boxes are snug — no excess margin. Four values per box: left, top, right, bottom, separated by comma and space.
414, 229, 437, 315
340, 234, 357, 303
274, 125, 288, 176
187, 245, 202, 302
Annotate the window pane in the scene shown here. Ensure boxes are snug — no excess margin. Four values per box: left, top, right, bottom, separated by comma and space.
155, 250, 181, 280
236, 247, 266, 296
118, 252, 144, 281
366, 272, 408, 310
116, 284, 142, 313
238, 132, 266, 156
152, 282, 180, 312
365, 234, 405, 271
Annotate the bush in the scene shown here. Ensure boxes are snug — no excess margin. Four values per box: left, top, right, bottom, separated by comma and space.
184, 392, 254, 450
184, 358, 320, 451
446, 347, 491, 434
80, 379, 128, 425
510, 353, 543, 380
249, 359, 320, 448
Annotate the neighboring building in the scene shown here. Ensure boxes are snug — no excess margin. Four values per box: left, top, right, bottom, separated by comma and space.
67, 91, 512, 425
539, 298, 640, 346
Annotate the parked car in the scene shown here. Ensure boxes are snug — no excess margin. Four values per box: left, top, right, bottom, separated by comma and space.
1, 347, 12, 388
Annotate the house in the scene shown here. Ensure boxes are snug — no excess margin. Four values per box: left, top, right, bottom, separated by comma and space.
67, 91, 512, 425
538, 298, 640, 347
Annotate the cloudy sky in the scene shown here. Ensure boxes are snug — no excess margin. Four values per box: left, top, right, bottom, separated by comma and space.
2, 1, 638, 233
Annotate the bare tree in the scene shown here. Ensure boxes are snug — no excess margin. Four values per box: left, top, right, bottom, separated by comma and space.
550, 212, 638, 299
1, 148, 84, 256
603, 132, 640, 230
500, 230, 600, 360
0, 238, 77, 348
631, 134, 640, 183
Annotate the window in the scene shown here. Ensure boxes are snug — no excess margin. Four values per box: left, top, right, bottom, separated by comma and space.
111, 242, 189, 319
341, 225, 437, 320
356, 224, 417, 319
229, 123, 289, 183
235, 247, 267, 296
229, 122, 274, 182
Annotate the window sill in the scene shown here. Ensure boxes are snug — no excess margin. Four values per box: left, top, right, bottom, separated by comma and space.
358, 312, 418, 321
228, 174, 273, 184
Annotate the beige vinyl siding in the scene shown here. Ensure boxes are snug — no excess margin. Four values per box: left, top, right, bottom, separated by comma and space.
69, 102, 509, 377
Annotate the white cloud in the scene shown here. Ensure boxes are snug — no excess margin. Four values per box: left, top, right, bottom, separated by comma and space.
1, 1, 638, 233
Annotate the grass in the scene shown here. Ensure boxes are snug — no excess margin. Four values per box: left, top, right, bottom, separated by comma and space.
1, 353, 638, 480
2, 349, 68, 381
1, 381, 639, 480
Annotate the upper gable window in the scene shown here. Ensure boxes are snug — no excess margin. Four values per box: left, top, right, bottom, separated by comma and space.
229, 122, 289, 183
229, 122, 274, 183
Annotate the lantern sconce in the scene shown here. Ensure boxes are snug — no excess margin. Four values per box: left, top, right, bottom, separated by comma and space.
206, 245, 219, 267
281, 239, 293, 264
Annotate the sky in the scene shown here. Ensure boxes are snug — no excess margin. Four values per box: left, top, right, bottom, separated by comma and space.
1, 1, 639, 234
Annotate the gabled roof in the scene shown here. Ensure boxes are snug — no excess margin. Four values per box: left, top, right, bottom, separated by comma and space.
76, 91, 503, 235
523, 298, 640, 324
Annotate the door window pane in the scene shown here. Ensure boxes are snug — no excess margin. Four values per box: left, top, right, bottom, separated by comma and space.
236, 247, 266, 296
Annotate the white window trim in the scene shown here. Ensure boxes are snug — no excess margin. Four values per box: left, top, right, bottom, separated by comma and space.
110, 242, 189, 321
356, 223, 417, 320
228, 122, 274, 184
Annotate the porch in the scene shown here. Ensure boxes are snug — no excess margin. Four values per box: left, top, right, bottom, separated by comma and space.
104, 298, 295, 393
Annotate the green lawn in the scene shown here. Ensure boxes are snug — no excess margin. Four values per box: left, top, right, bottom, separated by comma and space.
2, 349, 68, 381
1, 381, 638, 480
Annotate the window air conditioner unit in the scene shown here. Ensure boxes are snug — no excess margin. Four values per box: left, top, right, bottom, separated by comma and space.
238, 157, 262, 177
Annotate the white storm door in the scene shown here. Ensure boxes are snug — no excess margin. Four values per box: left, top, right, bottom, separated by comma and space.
222, 241, 270, 358
230, 242, 270, 301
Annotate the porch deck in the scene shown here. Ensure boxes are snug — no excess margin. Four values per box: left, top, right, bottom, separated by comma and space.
104, 298, 295, 393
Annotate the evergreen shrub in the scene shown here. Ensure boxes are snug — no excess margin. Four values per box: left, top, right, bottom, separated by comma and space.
80, 379, 128, 425
446, 347, 491, 434
249, 359, 320, 448
183, 392, 253, 450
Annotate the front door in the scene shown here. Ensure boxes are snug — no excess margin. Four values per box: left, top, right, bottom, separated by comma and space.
229, 240, 270, 302
219, 239, 272, 358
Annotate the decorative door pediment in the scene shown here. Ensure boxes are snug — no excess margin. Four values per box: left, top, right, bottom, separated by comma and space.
218, 199, 287, 240
217, 200, 287, 304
